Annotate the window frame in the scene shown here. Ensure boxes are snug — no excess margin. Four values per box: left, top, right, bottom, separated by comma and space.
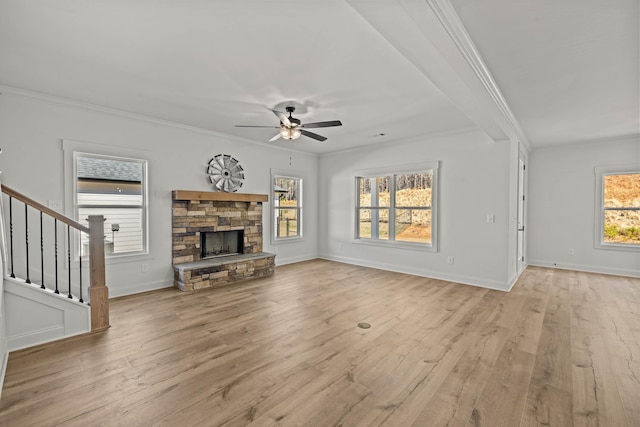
354, 161, 439, 252
73, 151, 148, 258
62, 140, 150, 263
271, 172, 303, 244
594, 166, 640, 252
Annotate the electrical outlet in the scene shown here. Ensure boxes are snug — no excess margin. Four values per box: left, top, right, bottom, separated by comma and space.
486, 214, 495, 223
447, 256, 454, 265
141, 263, 149, 273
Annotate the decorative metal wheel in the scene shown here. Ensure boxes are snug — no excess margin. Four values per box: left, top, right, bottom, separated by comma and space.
207, 154, 244, 192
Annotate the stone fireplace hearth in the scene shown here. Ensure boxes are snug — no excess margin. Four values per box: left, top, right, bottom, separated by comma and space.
172, 190, 275, 291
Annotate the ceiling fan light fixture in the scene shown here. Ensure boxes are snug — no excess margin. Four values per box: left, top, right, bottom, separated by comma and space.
236, 106, 341, 142
280, 127, 301, 140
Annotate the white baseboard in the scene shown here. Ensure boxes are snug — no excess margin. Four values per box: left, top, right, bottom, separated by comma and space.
0, 339, 8, 399
7, 325, 68, 352
108, 279, 174, 298
528, 259, 640, 278
506, 263, 529, 292
275, 253, 318, 266
318, 253, 511, 291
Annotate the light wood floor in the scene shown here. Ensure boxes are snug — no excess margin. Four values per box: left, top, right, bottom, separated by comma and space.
1, 260, 639, 426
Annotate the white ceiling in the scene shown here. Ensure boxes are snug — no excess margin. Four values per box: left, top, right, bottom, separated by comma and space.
0, 0, 637, 154
450, 0, 639, 147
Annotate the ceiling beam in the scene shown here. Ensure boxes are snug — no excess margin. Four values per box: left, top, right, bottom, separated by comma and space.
347, 0, 530, 150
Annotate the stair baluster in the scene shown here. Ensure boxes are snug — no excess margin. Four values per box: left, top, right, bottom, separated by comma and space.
79, 232, 83, 303
9, 196, 15, 278
24, 204, 30, 284
67, 224, 72, 299
2, 184, 109, 332
54, 218, 59, 294
40, 211, 45, 289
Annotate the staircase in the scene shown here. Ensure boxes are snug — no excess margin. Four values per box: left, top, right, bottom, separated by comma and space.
0, 183, 109, 356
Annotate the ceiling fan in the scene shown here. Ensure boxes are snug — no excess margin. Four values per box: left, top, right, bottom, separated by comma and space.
235, 106, 342, 142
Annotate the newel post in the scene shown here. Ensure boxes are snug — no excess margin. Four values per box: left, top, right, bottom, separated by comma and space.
88, 215, 110, 332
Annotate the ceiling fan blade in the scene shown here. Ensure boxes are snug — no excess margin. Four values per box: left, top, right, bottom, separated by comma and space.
300, 120, 342, 129
300, 130, 327, 142
272, 110, 291, 127
235, 125, 279, 128
269, 133, 282, 142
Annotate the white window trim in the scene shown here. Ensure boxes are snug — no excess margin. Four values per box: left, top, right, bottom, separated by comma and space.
271, 169, 303, 245
63, 139, 150, 262
594, 165, 640, 252
353, 161, 439, 253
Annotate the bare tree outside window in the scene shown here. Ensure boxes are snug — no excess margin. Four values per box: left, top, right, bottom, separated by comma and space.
356, 166, 437, 249
273, 175, 302, 240
603, 173, 640, 245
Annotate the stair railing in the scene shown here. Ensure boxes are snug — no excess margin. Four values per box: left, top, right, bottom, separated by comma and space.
1, 184, 109, 332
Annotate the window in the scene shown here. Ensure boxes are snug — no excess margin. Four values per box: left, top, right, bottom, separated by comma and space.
355, 162, 438, 251
272, 174, 302, 242
75, 153, 148, 257
596, 168, 640, 250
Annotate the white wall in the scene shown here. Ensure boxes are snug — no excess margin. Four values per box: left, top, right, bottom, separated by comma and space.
528, 137, 640, 276
0, 92, 319, 297
318, 130, 514, 290
4, 278, 91, 351
4, 88, 634, 302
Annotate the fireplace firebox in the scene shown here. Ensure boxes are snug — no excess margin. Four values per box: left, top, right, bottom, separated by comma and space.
201, 230, 244, 259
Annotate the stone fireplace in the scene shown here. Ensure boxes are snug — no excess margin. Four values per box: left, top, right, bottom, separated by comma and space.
172, 190, 275, 291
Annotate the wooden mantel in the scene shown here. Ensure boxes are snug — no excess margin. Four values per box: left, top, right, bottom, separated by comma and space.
172, 190, 268, 203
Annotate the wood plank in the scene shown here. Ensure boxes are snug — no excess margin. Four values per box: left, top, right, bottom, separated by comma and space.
589, 274, 640, 426
520, 269, 575, 426
469, 344, 536, 427
570, 272, 629, 427
467, 272, 548, 427
410, 323, 511, 426
1, 262, 639, 426
172, 190, 268, 202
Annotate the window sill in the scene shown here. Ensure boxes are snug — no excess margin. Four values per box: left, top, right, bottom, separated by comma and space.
353, 238, 437, 252
595, 242, 640, 252
271, 237, 304, 245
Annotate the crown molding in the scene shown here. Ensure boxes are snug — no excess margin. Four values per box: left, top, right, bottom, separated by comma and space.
533, 132, 640, 151
425, 0, 531, 152
0, 85, 318, 158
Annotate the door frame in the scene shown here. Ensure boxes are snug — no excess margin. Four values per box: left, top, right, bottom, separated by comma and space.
516, 149, 527, 274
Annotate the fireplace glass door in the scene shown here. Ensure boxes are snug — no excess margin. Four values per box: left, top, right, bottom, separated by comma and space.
201, 230, 243, 258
